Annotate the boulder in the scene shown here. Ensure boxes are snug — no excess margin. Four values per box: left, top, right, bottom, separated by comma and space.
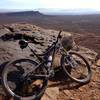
41, 87, 59, 100
96, 59, 100, 67
63, 90, 72, 97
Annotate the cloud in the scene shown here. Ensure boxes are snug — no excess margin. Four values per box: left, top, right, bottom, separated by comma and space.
1, 0, 100, 10
5, 0, 42, 9
8, 0, 33, 4
39, 0, 100, 10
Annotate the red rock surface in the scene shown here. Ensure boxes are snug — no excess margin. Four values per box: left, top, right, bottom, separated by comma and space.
0, 24, 99, 100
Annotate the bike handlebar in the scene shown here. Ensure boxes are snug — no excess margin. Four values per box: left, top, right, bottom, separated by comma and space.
19, 30, 62, 52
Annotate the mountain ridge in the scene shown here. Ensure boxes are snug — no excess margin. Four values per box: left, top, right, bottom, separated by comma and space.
0, 11, 43, 16
0, 9, 100, 15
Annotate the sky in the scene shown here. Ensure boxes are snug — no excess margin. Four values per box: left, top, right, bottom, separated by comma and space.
0, 0, 100, 11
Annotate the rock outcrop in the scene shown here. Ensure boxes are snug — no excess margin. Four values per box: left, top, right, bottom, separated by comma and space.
0, 23, 99, 100
0, 23, 97, 64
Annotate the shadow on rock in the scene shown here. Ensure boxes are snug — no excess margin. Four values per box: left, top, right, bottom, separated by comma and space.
49, 69, 86, 90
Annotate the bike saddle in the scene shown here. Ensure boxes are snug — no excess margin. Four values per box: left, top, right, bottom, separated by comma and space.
19, 39, 28, 49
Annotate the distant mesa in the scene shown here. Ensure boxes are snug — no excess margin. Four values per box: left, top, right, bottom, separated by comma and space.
0, 11, 44, 17
0, 9, 100, 16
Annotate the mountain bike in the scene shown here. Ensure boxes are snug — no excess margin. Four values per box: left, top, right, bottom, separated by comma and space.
2, 31, 92, 100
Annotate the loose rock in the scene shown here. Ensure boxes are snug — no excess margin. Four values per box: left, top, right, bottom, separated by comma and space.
96, 59, 100, 67
41, 87, 59, 100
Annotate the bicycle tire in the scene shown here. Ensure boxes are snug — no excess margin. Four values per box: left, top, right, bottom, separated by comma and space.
2, 58, 48, 100
61, 51, 92, 83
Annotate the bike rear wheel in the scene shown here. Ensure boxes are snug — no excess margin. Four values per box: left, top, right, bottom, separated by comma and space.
2, 58, 48, 100
61, 51, 92, 83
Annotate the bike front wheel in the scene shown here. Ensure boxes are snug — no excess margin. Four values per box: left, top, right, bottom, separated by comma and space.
2, 58, 48, 100
61, 51, 92, 83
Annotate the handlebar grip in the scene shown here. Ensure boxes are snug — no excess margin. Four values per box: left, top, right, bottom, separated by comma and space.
19, 39, 28, 49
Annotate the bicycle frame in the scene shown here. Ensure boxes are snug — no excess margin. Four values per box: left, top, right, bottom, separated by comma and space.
25, 31, 62, 77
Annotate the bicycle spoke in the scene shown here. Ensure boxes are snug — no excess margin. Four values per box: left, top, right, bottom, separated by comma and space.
2, 59, 48, 99
62, 51, 92, 83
